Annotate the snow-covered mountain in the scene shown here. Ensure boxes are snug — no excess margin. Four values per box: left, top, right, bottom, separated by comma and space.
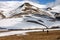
0, 1, 46, 17
0, 1, 60, 30
0, 1, 55, 18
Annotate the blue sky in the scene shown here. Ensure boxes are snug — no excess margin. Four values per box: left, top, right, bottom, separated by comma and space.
0, 0, 55, 4
38, 0, 55, 4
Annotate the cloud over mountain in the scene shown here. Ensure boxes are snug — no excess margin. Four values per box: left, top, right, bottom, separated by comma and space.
47, 0, 60, 7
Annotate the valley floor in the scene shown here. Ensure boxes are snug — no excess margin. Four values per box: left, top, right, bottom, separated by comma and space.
0, 30, 60, 40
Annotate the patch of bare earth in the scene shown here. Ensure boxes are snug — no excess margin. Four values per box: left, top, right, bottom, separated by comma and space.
0, 30, 60, 40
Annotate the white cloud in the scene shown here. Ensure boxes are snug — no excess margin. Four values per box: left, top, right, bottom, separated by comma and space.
23, 0, 40, 4
55, 0, 60, 5
47, 0, 60, 7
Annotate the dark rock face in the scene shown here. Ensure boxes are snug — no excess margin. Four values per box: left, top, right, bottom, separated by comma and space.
56, 17, 60, 20
0, 27, 6, 29
0, 12, 6, 19
46, 7, 52, 10
55, 13, 60, 20
26, 20, 47, 28
51, 26, 60, 29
